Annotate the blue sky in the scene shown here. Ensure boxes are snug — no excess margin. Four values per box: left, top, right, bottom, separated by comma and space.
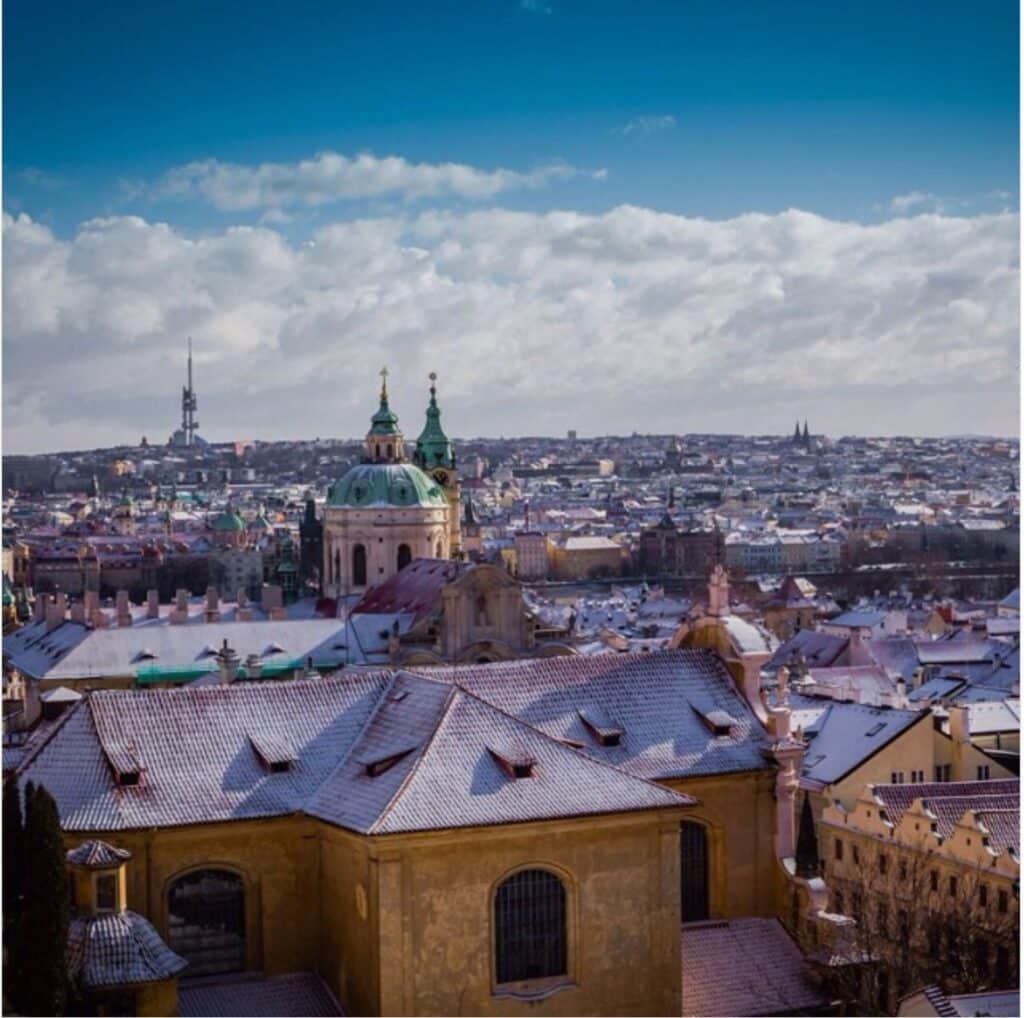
2, 1, 1020, 450
6, 0, 1018, 231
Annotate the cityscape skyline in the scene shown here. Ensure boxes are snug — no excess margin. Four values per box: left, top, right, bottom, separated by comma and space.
3, 2, 1020, 452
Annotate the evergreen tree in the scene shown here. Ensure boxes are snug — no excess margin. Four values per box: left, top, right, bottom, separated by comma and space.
3, 778, 25, 943
18, 784, 69, 1017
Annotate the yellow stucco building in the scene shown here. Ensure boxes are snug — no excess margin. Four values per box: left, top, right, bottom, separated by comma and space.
19, 637, 807, 1016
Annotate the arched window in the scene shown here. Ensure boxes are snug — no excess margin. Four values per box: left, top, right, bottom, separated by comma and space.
352, 544, 367, 587
397, 544, 412, 570
333, 549, 340, 585
386, 443, 393, 460
436, 541, 444, 559
168, 869, 245, 976
680, 820, 710, 921
494, 869, 567, 985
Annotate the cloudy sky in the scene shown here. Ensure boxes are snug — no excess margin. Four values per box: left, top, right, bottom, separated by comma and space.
3, 1, 1019, 453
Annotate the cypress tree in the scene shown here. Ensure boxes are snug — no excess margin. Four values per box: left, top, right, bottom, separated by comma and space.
18, 784, 70, 1017
3, 777, 25, 944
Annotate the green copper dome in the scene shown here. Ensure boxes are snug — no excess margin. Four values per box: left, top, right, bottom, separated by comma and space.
413, 372, 454, 471
211, 508, 245, 532
327, 463, 447, 509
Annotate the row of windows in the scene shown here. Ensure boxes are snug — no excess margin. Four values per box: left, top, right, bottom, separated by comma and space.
888, 765, 992, 784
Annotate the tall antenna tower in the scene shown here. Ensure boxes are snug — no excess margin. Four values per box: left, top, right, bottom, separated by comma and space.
180, 337, 199, 446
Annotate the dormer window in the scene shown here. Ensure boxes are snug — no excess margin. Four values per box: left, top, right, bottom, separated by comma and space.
104, 743, 143, 787
263, 642, 286, 656
691, 703, 737, 737
249, 732, 296, 773
362, 746, 416, 777
578, 708, 624, 747
133, 649, 158, 663
488, 746, 536, 779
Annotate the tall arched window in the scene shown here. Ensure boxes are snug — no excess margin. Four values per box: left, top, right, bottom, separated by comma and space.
352, 544, 367, 587
386, 443, 393, 460
168, 869, 245, 976
397, 544, 412, 571
494, 869, 567, 985
436, 541, 444, 559
680, 820, 710, 921
333, 549, 340, 585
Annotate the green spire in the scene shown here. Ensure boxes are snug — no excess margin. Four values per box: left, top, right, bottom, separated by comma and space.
414, 371, 454, 470
369, 366, 401, 436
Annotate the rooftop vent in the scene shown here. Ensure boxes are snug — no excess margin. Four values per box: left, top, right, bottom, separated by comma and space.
133, 648, 158, 663
263, 642, 287, 656
578, 708, 624, 747
864, 722, 886, 737
488, 745, 537, 779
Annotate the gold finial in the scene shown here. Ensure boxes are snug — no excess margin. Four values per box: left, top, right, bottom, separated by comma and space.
428, 370, 437, 399
379, 365, 389, 401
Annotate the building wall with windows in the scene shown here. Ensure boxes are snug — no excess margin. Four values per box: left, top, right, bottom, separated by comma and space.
64, 808, 685, 1017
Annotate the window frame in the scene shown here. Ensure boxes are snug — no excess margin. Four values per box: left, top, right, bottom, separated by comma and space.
490, 864, 576, 999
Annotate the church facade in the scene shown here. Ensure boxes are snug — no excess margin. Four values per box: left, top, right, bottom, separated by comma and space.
323, 371, 461, 598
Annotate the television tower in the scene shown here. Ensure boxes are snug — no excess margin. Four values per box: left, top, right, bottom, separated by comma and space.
181, 337, 199, 446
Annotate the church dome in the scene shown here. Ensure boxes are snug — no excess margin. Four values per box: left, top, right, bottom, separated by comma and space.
211, 508, 245, 532
327, 462, 447, 509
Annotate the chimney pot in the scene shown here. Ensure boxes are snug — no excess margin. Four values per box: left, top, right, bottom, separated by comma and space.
146, 589, 160, 619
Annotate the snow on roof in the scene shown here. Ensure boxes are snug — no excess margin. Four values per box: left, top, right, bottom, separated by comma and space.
5, 618, 357, 682
67, 911, 187, 989
828, 610, 886, 628
681, 918, 828, 1017
789, 694, 926, 786
23, 654, 727, 836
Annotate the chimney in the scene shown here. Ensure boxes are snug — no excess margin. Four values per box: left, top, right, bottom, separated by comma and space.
205, 586, 220, 623
146, 589, 160, 619
45, 599, 64, 632
244, 653, 262, 680
948, 704, 970, 745
169, 587, 190, 625
948, 704, 972, 781
215, 639, 239, 685
116, 590, 132, 627
70, 600, 86, 624
32, 594, 47, 623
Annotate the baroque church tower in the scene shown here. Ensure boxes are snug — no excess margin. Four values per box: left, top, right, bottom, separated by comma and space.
322, 369, 453, 599
413, 372, 462, 558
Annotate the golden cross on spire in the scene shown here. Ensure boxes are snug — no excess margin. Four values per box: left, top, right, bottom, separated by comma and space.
379, 365, 389, 401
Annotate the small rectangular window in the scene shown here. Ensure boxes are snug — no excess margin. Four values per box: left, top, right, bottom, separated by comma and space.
898, 860, 908, 881
834, 838, 844, 861
977, 764, 990, 780
852, 844, 860, 865
979, 884, 988, 907
949, 875, 958, 897
998, 889, 1009, 914
878, 853, 888, 875
877, 903, 888, 937
930, 870, 939, 892
95, 874, 117, 912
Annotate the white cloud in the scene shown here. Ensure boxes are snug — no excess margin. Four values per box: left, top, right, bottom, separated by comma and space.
890, 190, 944, 214
613, 115, 677, 136
154, 151, 601, 211
2, 205, 1018, 452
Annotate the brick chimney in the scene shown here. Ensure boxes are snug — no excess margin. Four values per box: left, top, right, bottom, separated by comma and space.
236, 589, 252, 622
32, 593, 47, 623
215, 639, 239, 685
45, 596, 65, 632
261, 584, 286, 620
115, 590, 132, 627
205, 586, 220, 623
146, 589, 160, 619
244, 653, 262, 680
169, 588, 190, 625
70, 600, 86, 624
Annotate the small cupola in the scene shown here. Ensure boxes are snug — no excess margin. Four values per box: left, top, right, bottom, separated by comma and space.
66, 840, 131, 917
366, 366, 404, 463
